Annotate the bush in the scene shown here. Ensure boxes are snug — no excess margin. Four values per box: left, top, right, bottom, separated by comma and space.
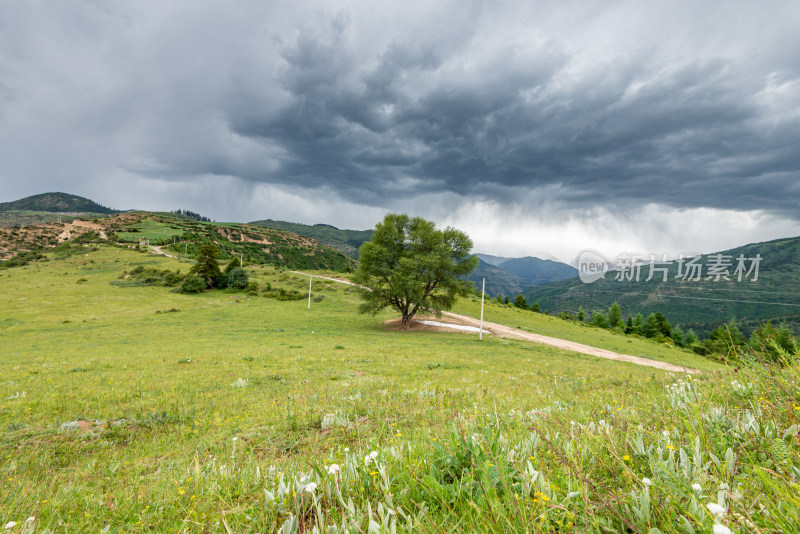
224, 267, 249, 289
591, 312, 608, 328
246, 281, 259, 295
181, 274, 206, 293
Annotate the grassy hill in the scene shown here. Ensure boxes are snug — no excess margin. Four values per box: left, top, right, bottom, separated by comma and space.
524, 235, 800, 336
0, 211, 356, 271
2, 243, 798, 531
249, 219, 374, 259
0, 192, 118, 214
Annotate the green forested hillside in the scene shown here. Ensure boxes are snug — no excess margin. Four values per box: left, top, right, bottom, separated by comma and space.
524, 236, 800, 335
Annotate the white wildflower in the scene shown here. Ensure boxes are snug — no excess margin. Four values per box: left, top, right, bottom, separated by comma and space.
707, 502, 726, 518
364, 450, 379, 465
231, 378, 248, 388
303, 482, 317, 494
691, 483, 702, 492
712, 525, 732, 534
5, 522, 17, 530
327, 464, 340, 475
642, 477, 653, 487
344, 447, 350, 452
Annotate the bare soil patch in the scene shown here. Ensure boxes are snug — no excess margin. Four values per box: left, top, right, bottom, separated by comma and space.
382, 316, 490, 335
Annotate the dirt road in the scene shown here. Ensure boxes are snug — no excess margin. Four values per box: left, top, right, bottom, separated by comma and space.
291, 271, 699, 374
150, 245, 175, 258
440, 311, 697, 373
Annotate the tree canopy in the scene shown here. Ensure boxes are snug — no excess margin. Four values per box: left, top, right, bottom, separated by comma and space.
189, 244, 222, 289
353, 214, 478, 329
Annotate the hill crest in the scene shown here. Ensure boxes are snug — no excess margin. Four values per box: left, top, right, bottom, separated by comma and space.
0, 192, 118, 214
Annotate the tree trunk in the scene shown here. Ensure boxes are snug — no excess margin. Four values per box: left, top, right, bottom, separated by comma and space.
401, 312, 413, 330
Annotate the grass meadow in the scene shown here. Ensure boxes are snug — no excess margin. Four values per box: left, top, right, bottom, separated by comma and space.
1, 246, 798, 532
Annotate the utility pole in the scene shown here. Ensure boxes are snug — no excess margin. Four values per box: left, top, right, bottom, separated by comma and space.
240, 253, 243, 268
480, 277, 485, 341
184, 243, 188, 255
307, 275, 313, 309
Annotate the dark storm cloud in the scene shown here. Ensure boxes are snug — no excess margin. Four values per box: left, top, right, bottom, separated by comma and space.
218, 9, 800, 217
1, 0, 799, 220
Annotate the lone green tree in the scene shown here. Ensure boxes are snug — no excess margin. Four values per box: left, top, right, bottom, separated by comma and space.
353, 214, 478, 330
189, 244, 223, 289
608, 302, 623, 329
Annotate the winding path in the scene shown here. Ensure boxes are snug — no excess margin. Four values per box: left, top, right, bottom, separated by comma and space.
149, 245, 175, 258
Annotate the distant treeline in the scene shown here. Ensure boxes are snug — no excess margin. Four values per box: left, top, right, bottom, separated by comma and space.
173, 209, 212, 222
565, 301, 796, 362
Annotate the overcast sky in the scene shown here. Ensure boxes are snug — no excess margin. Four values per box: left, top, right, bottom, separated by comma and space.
1, 0, 799, 261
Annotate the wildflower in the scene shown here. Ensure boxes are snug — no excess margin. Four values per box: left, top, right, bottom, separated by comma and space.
622, 455, 630, 461
327, 464, 340, 475
5, 523, 17, 530
344, 447, 350, 452
707, 502, 726, 518
642, 478, 652, 487
712, 525, 732, 534
691, 483, 702, 492
303, 482, 317, 494
364, 450, 379, 465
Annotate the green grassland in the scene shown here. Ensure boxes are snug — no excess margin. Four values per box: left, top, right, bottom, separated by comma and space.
451, 300, 718, 372
115, 218, 185, 242
1, 247, 799, 532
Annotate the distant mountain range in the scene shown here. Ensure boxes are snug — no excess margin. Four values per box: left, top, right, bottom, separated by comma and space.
524, 236, 800, 336
466, 259, 530, 298
0, 192, 117, 214
491, 256, 577, 285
